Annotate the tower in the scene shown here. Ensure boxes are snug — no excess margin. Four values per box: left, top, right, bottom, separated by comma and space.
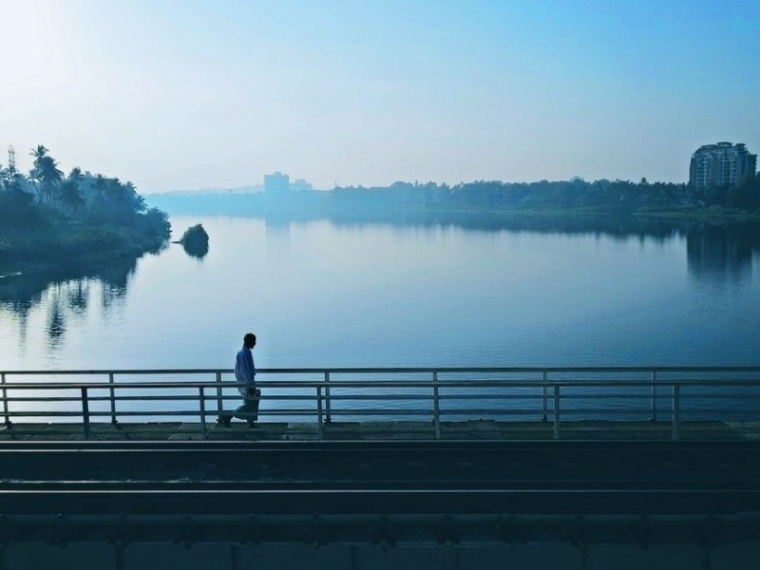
7, 145, 16, 174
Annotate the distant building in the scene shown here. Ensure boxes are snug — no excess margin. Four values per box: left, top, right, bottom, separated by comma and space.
264, 172, 290, 192
689, 142, 757, 188
290, 178, 313, 192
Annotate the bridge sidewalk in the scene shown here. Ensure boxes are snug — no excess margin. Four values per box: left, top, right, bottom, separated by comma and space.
1, 419, 758, 441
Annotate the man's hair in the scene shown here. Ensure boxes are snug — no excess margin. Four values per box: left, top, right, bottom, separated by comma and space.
244, 333, 256, 344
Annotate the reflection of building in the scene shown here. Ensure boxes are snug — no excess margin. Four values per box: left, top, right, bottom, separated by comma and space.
689, 142, 757, 188
686, 225, 755, 285
264, 172, 290, 193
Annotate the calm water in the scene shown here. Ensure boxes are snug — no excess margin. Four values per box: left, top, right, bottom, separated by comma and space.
2, 214, 760, 371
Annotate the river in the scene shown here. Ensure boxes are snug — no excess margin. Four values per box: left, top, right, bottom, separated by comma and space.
2, 213, 760, 370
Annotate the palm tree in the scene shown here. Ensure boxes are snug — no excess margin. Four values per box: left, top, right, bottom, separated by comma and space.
68, 167, 83, 182
29, 145, 49, 202
30, 145, 48, 164
57, 167, 85, 214
37, 155, 63, 205
93, 174, 107, 198
57, 179, 84, 214
29, 146, 64, 205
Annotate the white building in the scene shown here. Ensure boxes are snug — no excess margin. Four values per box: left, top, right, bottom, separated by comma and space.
689, 142, 757, 188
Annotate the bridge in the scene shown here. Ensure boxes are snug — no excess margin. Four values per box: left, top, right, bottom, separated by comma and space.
2, 366, 760, 440
1, 367, 760, 569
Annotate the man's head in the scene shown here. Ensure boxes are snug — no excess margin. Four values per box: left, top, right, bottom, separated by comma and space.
243, 333, 257, 349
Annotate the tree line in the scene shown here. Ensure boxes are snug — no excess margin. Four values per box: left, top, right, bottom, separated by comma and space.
333, 174, 760, 213
0, 145, 170, 265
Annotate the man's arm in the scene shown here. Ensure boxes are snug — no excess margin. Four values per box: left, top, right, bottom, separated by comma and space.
243, 349, 256, 383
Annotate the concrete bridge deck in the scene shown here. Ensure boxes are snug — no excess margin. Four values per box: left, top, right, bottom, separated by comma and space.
2, 436, 760, 568
1, 419, 758, 441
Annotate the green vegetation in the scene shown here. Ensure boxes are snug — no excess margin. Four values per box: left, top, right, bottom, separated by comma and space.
333, 175, 760, 216
0, 145, 171, 267
152, 175, 760, 221
178, 224, 209, 258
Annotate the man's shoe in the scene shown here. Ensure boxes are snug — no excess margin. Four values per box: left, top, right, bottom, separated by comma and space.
247, 421, 259, 429
217, 416, 232, 428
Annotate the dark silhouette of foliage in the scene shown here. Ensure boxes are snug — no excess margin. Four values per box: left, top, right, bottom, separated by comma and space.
179, 224, 209, 258
332, 175, 759, 215
0, 145, 171, 266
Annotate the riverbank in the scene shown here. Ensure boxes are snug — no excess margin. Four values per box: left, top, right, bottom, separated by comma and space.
1, 149, 172, 272
147, 189, 760, 222
0, 191, 171, 275
0, 222, 169, 280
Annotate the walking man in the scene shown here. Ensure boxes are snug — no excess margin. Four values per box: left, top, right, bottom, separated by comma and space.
219, 332, 260, 427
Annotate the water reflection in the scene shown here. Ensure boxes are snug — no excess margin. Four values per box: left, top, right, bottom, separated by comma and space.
322, 213, 759, 286
67, 279, 90, 314
1, 214, 759, 363
182, 241, 209, 259
0, 255, 141, 349
686, 223, 760, 285
160, 200, 688, 242
258, 212, 760, 287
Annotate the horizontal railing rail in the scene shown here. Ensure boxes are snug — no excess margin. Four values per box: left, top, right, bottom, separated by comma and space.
3, 366, 760, 375
1, 367, 760, 441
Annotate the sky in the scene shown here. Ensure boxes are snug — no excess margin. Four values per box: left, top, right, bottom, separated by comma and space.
0, 0, 758, 193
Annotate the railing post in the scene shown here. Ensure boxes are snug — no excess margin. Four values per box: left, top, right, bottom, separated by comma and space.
542, 371, 548, 422
81, 388, 90, 440
672, 384, 680, 441
650, 370, 658, 422
199, 387, 207, 440
215, 372, 223, 416
1, 373, 9, 426
433, 371, 441, 439
324, 372, 332, 423
317, 386, 324, 440
553, 385, 561, 440
108, 373, 117, 424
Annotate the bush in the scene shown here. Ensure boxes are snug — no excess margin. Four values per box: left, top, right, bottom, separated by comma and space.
179, 224, 209, 258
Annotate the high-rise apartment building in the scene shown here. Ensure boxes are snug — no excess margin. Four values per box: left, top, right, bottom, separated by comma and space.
689, 142, 757, 188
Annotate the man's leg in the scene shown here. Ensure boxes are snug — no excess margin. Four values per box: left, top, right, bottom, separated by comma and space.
243, 388, 260, 427
234, 388, 260, 427
250, 388, 260, 425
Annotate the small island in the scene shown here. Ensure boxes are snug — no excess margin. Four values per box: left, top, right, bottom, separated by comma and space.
0, 145, 171, 273
178, 224, 209, 258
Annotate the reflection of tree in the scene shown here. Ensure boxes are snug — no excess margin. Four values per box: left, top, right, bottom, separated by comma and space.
0, 253, 145, 348
67, 279, 90, 314
686, 223, 760, 286
47, 299, 66, 347
182, 241, 209, 259
98, 261, 133, 309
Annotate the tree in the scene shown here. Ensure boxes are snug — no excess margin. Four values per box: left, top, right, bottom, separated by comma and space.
29, 145, 49, 202
29, 146, 63, 205
93, 174, 107, 198
37, 155, 64, 205
57, 168, 84, 214
30, 144, 48, 164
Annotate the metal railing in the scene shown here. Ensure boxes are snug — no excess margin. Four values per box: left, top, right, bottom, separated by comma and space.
1, 367, 760, 440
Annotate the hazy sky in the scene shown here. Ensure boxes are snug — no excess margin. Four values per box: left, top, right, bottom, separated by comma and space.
1, 0, 758, 193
